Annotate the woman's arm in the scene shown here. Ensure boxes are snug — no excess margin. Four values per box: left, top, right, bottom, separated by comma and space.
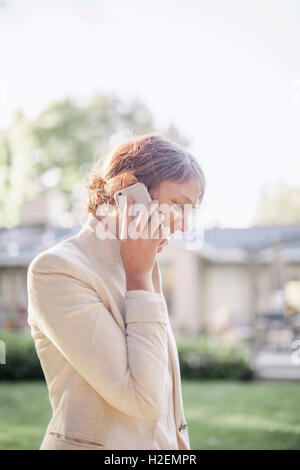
27, 252, 169, 422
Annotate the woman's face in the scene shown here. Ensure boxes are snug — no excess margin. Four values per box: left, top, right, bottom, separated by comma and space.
149, 177, 202, 235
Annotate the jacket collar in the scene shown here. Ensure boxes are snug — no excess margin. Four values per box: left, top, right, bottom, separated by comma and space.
81, 213, 122, 260
80, 213, 165, 294
81, 212, 168, 251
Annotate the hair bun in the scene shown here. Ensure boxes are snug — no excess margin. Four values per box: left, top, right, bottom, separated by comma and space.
88, 176, 107, 190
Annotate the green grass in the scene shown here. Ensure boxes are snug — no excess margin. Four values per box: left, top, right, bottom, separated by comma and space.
184, 379, 300, 450
0, 379, 300, 449
0, 380, 51, 450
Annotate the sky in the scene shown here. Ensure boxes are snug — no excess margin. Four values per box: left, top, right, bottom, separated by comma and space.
0, 0, 300, 228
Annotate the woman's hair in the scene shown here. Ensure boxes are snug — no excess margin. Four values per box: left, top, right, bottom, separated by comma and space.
85, 132, 205, 215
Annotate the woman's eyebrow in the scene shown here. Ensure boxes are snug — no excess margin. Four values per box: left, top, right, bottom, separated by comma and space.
180, 193, 197, 209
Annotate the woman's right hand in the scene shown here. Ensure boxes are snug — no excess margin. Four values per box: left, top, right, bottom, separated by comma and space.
119, 195, 167, 290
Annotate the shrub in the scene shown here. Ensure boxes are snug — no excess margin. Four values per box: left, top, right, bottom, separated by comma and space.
0, 329, 44, 380
0, 329, 254, 381
176, 333, 254, 381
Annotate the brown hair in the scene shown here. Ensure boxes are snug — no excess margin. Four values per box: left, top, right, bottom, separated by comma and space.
85, 132, 205, 215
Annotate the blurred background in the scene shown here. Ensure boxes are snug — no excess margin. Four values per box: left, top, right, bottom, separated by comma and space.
1, 0, 300, 450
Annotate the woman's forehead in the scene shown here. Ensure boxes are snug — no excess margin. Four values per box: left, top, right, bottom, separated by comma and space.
161, 179, 202, 200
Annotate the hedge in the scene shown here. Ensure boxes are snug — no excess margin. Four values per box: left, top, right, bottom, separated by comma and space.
0, 329, 254, 381
176, 334, 254, 380
0, 329, 44, 380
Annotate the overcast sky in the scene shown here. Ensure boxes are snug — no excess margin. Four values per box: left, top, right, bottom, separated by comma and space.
0, 0, 299, 228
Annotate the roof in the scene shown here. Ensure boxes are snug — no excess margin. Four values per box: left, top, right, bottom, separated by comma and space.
0, 224, 79, 266
172, 224, 300, 264
202, 225, 300, 251
1, 221, 300, 267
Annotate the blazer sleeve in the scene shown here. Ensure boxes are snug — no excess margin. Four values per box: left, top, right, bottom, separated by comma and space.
27, 252, 170, 421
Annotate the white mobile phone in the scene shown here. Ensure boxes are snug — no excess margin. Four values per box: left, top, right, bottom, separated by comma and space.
113, 182, 152, 214
113, 182, 169, 248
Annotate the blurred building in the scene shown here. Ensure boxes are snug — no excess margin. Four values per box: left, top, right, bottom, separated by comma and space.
1, 199, 300, 347
159, 225, 300, 346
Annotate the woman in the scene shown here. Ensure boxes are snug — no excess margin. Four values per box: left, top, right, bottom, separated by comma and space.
27, 133, 205, 450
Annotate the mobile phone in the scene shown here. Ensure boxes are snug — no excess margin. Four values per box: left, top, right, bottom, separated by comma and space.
113, 182, 169, 249
113, 182, 152, 213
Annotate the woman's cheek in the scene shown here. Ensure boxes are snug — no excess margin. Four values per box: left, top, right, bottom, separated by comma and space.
157, 204, 182, 233
158, 205, 171, 226
173, 217, 184, 232
170, 210, 182, 231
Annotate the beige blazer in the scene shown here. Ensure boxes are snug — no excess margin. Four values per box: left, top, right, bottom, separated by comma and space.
27, 213, 190, 450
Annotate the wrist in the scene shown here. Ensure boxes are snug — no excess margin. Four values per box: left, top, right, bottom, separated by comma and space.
126, 272, 154, 292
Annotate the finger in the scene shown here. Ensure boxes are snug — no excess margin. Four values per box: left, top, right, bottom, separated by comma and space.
135, 199, 160, 234
152, 222, 166, 242
120, 194, 135, 239
134, 205, 151, 234
143, 212, 165, 240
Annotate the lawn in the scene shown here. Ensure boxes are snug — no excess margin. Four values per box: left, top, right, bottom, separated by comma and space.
0, 379, 299, 450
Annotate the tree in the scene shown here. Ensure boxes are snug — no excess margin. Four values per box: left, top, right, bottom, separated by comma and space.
0, 92, 190, 227
253, 183, 300, 226
0, 111, 37, 227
